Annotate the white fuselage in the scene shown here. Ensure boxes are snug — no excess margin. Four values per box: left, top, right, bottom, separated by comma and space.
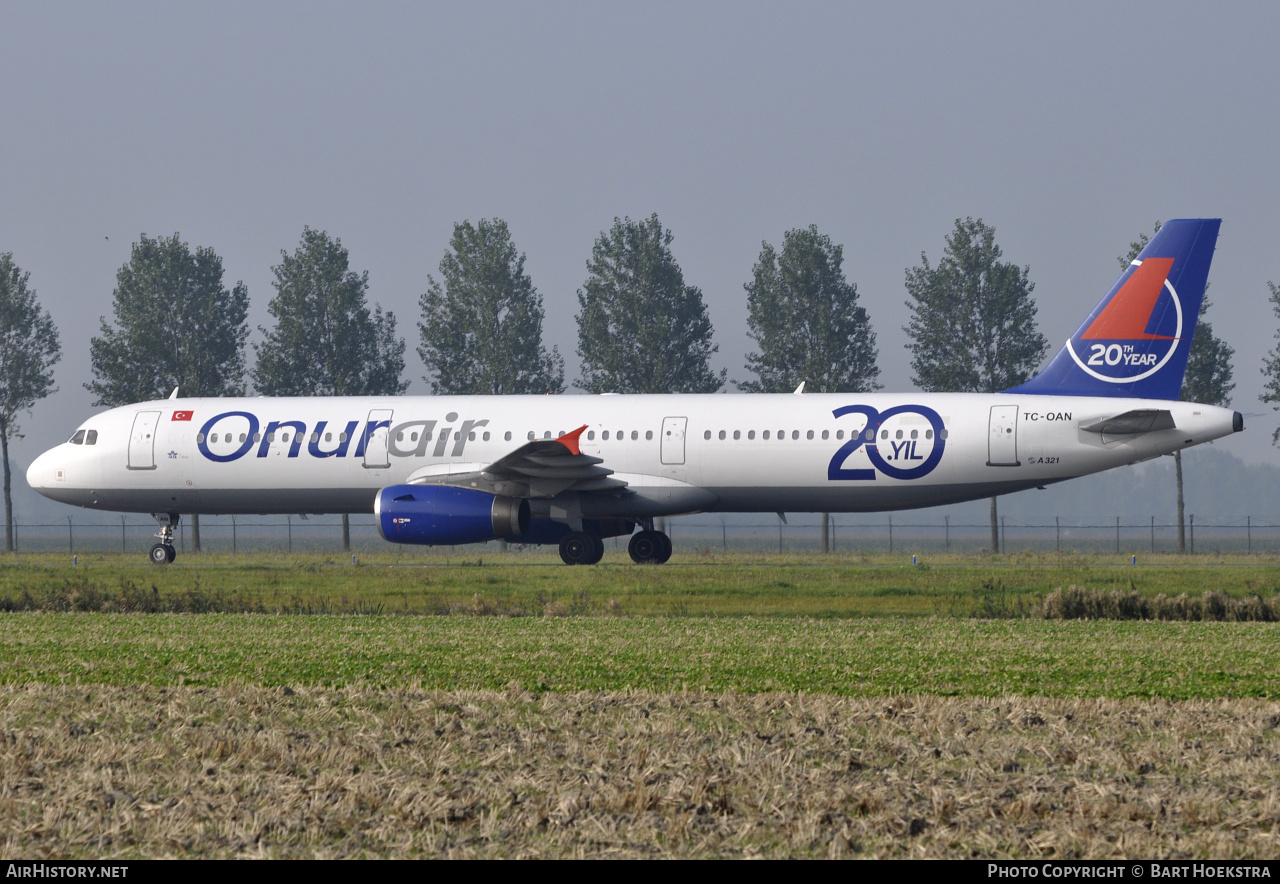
26, 393, 1239, 519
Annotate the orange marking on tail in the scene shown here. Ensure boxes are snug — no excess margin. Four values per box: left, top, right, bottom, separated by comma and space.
1081, 257, 1177, 340
556, 424, 589, 456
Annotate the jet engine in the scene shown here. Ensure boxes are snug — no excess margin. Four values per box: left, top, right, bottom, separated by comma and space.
375, 485, 530, 545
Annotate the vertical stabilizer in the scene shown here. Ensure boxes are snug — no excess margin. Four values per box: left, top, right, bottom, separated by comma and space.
1008, 218, 1220, 399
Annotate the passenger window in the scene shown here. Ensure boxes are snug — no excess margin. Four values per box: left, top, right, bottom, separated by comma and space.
646, 430, 653, 440
910, 430, 918, 440
940, 429, 949, 439
748, 430, 756, 440
267, 433, 276, 443
70, 430, 85, 444
339, 432, 347, 442
528, 431, 535, 441
806, 430, 814, 440
895, 430, 902, 440
254, 433, 262, 442
733, 430, 740, 440
602, 431, 610, 440
588, 431, 595, 441
282, 433, 290, 443
195, 433, 205, 443
718, 430, 725, 440
469, 432, 476, 441
311, 432, 319, 443
410, 432, 418, 442
630, 430, 637, 440
763, 431, 770, 440
704, 430, 711, 440
325, 433, 332, 442
821, 430, 828, 440
543, 431, 551, 439
779, 430, 785, 440
396, 432, 404, 441
483, 432, 490, 441
792, 430, 799, 440
866, 429, 875, 441
880, 430, 888, 440
504, 431, 512, 441
925, 430, 933, 440
239, 433, 247, 443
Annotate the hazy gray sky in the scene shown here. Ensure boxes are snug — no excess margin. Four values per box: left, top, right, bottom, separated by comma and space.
4, 0, 1280, 475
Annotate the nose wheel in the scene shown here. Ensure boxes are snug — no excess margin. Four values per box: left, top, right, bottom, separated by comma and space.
148, 512, 180, 564
149, 543, 177, 565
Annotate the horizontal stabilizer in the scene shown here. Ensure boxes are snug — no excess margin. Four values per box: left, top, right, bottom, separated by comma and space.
1080, 409, 1176, 441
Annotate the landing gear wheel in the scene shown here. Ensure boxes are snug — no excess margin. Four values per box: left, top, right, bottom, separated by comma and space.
655, 531, 672, 564
559, 531, 600, 566
628, 529, 671, 564
149, 543, 176, 565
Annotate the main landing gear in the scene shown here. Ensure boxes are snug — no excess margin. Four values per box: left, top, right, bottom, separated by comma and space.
557, 528, 672, 565
559, 531, 605, 566
148, 513, 179, 565
627, 529, 672, 565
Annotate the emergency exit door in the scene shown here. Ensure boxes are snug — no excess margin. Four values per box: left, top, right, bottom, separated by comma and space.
987, 405, 1020, 467
661, 417, 687, 465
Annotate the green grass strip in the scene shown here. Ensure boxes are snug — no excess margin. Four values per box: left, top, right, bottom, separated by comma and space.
1, 614, 1276, 699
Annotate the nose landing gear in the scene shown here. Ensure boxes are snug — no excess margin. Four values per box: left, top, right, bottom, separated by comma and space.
148, 512, 179, 565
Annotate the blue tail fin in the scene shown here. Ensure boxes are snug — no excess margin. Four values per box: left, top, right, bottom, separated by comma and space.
1008, 218, 1220, 399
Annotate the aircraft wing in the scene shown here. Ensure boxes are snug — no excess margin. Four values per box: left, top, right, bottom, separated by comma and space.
405, 425, 630, 499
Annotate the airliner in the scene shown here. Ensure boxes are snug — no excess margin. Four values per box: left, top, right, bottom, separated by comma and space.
26, 219, 1241, 565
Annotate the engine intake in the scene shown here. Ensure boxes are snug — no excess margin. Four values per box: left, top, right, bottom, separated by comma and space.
375, 485, 530, 545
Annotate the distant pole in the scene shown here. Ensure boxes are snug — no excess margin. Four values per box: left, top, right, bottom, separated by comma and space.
1190, 514, 1195, 555
821, 512, 829, 554
67, 516, 72, 554
722, 521, 726, 552
342, 513, 351, 552
945, 515, 950, 550
1056, 516, 1060, 554
1247, 516, 1252, 554
1000, 516, 1006, 555
287, 515, 292, 554
1116, 516, 1120, 555
121, 515, 126, 554
888, 515, 893, 554
191, 513, 201, 553
231, 515, 237, 556
1151, 516, 1155, 554
778, 519, 783, 555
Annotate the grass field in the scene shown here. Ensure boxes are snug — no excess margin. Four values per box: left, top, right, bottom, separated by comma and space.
3, 553, 1280, 858
4, 551, 1280, 617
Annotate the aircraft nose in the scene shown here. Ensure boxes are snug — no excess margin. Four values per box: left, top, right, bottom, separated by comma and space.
25, 447, 55, 492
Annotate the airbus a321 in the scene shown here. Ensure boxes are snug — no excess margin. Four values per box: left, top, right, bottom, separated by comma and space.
27, 218, 1242, 565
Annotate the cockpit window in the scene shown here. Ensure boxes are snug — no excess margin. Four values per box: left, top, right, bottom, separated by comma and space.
69, 430, 85, 445
85, 430, 98, 445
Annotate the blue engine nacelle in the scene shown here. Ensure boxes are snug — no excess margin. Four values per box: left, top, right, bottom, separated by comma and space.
375, 485, 530, 545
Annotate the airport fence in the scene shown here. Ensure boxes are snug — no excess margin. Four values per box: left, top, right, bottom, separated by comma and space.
6, 513, 1280, 557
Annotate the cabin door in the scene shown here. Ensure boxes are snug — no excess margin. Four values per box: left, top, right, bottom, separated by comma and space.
987, 405, 1020, 467
127, 410, 160, 470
